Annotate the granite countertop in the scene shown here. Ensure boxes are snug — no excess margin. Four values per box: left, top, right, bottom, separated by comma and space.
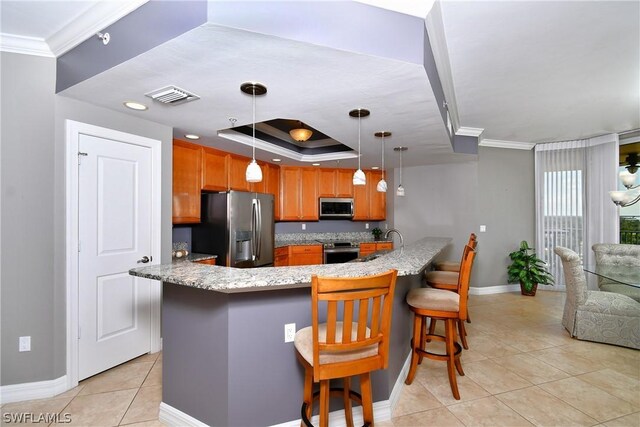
173, 253, 217, 263
130, 237, 450, 294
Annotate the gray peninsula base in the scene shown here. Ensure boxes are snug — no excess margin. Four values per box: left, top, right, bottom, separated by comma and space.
162, 273, 423, 426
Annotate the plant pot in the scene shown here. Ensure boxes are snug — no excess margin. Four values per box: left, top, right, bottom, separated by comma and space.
520, 282, 538, 296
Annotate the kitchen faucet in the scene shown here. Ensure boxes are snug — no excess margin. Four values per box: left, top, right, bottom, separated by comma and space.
384, 228, 404, 248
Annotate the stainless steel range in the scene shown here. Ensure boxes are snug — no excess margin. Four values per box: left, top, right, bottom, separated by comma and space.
317, 240, 360, 264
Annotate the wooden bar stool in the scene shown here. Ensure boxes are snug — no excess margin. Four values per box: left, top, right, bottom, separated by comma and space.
433, 233, 477, 272
294, 269, 398, 427
405, 246, 476, 400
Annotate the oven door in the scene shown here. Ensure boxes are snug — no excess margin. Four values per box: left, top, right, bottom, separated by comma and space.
324, 247, 359, 264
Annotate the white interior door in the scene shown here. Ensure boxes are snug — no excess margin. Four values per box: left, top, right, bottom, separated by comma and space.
78, 133, 153, 380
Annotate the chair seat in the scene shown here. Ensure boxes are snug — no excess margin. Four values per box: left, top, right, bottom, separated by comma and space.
582, 290, 640, 317
406, 287, 460, 312
425, 270, 459, 286
294, 322, 376, 366
435, 261, 461, 272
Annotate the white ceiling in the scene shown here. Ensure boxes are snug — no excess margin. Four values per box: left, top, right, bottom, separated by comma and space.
2, 0, 639, 167
441, 0, 640, 143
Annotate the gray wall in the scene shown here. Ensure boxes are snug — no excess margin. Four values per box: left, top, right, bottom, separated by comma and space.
394, 147, 535, 287
1, 51, 173, 386
1, 52, 57, 386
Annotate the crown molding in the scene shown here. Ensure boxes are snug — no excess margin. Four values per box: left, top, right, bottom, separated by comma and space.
456, 127, 484, 138
479, 139, 536, 150
48, 0, 149, 57
0, 33, 54, 57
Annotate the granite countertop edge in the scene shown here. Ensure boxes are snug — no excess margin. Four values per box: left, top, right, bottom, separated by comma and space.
130, 236, 451, 294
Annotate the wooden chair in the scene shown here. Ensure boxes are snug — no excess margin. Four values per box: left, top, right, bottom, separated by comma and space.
433, 233, 477, 273
405, 246, 476, 400
426, 235, 477, 339
294, 269, 398, 427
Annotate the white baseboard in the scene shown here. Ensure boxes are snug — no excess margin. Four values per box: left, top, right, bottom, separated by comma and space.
159, 402, 208, 427
388, 352, 411, 412
469, 284, 520, 295
0, 376, 68, 404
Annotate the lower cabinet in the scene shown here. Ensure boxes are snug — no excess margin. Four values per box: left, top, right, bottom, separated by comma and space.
359, 242, 393, 257
275, 245, 323, 266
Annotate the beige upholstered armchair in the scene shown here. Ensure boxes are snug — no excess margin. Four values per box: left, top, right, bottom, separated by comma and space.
554, 247, 640, 350
592, 244, 640, 302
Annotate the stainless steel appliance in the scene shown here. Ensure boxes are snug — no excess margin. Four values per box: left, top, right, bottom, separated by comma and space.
319, 198, 354, 219
318, 240, 360, 264
192, 191, 274, 268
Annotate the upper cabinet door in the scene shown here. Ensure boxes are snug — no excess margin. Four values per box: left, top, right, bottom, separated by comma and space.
172, 140, 202, 224
228, 155, 251, 192
318, 168, 337, 197
335, 169, 354, 197
249, 161, 267, 194
201, 147, 229, 191
300, 168, 319, 220
280, 167, 302, 221
266, 164, 281, 221
368, 170, 386, 220
352, 169, 369, 221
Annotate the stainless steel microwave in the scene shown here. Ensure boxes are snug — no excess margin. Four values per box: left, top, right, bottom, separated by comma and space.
319, 198, 354, 219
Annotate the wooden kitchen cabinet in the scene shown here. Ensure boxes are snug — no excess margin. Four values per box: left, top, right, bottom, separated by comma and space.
368, 170, 386, 220
353, 170, 386, 221
266, 163, 281, 220
318, 168, 354, 198
280, 167, 319, 221
289, 245, 323, 265
359, 241, 393, 257
201, 146, 229, 191
274, 246, 289, 266
173, 139, 202, 224
228, 155, 251, 192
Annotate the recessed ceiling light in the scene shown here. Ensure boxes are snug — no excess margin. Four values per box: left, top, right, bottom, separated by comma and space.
312, 163, 320, 166
184, 134, 200, 140
272, 158, 282, 162
372, 166, 380, 170
123, 101, 148, 111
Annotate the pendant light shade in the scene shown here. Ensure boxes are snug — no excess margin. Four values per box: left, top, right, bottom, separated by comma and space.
349, 108, 370, 186
240, 82, 267, 183
394, 146, 407, 197
246, 159, 263, 183
375, 131, 390, 193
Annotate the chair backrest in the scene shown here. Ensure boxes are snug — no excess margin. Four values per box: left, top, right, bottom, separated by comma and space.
593, 244, 640, 266
554, 246, 587, 306
457, 245, 477, 320
311, 269, 398, 379
468, 233, 478, 249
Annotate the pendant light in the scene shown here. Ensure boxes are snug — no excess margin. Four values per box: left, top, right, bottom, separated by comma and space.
240, 82, 267, 183
394, 146, 407, 197
349, 108, 370, 186
375, 131, 390, 192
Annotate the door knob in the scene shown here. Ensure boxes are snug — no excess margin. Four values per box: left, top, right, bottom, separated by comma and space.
137, 256, 150, 264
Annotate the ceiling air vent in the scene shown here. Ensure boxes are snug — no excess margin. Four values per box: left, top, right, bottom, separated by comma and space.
145, 85, 200, 106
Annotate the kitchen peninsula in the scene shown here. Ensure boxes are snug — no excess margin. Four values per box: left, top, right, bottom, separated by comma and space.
130, 236, 450, 426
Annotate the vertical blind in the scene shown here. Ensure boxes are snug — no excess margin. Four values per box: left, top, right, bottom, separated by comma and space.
535, 135, 618, 288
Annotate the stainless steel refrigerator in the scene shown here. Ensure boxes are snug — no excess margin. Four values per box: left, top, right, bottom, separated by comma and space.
192, 191, 274, 268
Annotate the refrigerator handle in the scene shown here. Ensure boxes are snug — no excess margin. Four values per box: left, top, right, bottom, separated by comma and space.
256, 199, 262, 260
251, 199, 258, 261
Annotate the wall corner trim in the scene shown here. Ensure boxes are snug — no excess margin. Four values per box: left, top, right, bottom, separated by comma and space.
159, 402, 209, 427
456, 126, 484, 138
0, 376, 68, 404
479, 139, 536, 150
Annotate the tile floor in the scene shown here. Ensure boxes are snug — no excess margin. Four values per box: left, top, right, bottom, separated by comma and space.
2, 291, 638, 426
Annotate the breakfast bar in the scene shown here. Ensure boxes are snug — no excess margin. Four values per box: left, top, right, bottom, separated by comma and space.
130, 236, 450, 426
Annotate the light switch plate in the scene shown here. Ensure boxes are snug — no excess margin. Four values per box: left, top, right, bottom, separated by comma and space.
480, 225, 487, 232
19, 336, 31, 352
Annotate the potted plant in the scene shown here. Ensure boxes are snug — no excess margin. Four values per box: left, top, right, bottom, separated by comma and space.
371, 227, 382, 241
507, 240, 554, 296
